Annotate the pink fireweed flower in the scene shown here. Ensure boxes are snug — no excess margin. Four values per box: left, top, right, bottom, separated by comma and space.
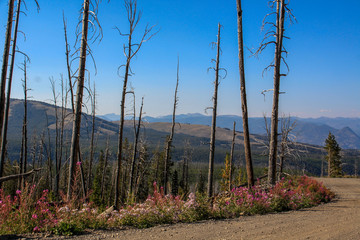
33, 226, 39, 232
32, 214, 38, 219
76, 161, 82, 165
16, 190, 21, 195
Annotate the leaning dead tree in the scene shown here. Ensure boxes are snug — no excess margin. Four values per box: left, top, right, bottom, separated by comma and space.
163, 57, 180, 195
0, 0, 23, 186
67, 0, 102, 200
0, 0, 15, 142
236, 0, 254, 187
255, 0, 295, 184
207, 23, 224, 198
114, 0, 156, 208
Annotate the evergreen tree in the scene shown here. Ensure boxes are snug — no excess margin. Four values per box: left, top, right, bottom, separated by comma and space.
324, 132, 342, 177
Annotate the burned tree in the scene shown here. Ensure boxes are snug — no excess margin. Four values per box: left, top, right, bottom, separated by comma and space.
128, 96, 144, 196
67, 0, 102, 200
229, 121, 236, 191
0, 0, 24, 184
114, 0, 156, 208
236, 0, 254, 187
163, 58, 180, 194
18, 58, 29, 190
0, 0, 15, 142
87, 83, 96, 192
255, 0, 295, 184
207, 23, 224, 198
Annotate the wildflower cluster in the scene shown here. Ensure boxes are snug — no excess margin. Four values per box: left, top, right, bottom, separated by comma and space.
0, 176, 334, 235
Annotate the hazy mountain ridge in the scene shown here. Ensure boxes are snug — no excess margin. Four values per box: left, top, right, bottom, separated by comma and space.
99, 113, 360, 149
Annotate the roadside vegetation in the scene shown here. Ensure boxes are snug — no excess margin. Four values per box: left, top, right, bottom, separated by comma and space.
0, 174, 334, 236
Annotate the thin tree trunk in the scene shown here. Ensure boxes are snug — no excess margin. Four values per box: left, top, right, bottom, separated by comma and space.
268, 0, 285, 185
63, 15, 75, 113
0, 0, 15, 144
101, 138, 110, 201
129, 97, 144, 195
114, 35, 132, 209
67, 0, 90, 200
87, 83, 96, 192
236, 0, 254, 187
45, 113, 53, 190
207, 23, 221, 198
0, 0, 21, 187
19, 58, 28, 190
163, 58, 179, 194
229, 121, 236, 192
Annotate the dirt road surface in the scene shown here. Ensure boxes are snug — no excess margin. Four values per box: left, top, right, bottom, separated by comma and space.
21, 178, 360, 240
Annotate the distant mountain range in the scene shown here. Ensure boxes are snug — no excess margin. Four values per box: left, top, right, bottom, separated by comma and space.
99, 113, 360, 149
5, 99, 359, 175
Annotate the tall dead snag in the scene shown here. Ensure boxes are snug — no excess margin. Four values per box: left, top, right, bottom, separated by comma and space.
256, 0, 295, 184
0, 0, 22, 186
18, 58, 29, 190
229, 121, 236, 192
236, 0, 254, 187
87, 83, 96, 192
128, 96, 144, 196
163, 58, 180, 194
114, 0, 156, 208
207, 23, 222, 198
0, 0, 15, 143
63, 14, 75, 113
67, 0, 90, 200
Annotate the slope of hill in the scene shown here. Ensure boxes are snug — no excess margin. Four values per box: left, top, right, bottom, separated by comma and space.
115, 113, 360, 149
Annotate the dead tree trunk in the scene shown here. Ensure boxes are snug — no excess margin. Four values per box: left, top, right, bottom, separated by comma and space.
0, 0, 15, 143
101, 138, 110, 201
268, 0, 286, 185
163, 58, 179, 194
0, 0, 21, 187
18, 58, 28, 190
114, 0, 156, 208
236, 0, 254, 187
129, 96, 144, 196
207, 23, 221, 198
87, 83, 96, 192
63, 14, 75, 113
67, 0, 90, 200
229, 121, 236, 192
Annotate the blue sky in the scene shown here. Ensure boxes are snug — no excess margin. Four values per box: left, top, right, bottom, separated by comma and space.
0, 0, 359, 118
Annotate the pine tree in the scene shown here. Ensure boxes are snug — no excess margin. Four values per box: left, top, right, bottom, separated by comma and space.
324, 132, 342, 177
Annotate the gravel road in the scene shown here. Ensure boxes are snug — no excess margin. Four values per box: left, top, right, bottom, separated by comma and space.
15, 177, 360, 240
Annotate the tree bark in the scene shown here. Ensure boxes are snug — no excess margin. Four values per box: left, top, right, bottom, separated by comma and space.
67, 0, 90, 200
268, 0, 285, 185
207, 23, 221, 198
